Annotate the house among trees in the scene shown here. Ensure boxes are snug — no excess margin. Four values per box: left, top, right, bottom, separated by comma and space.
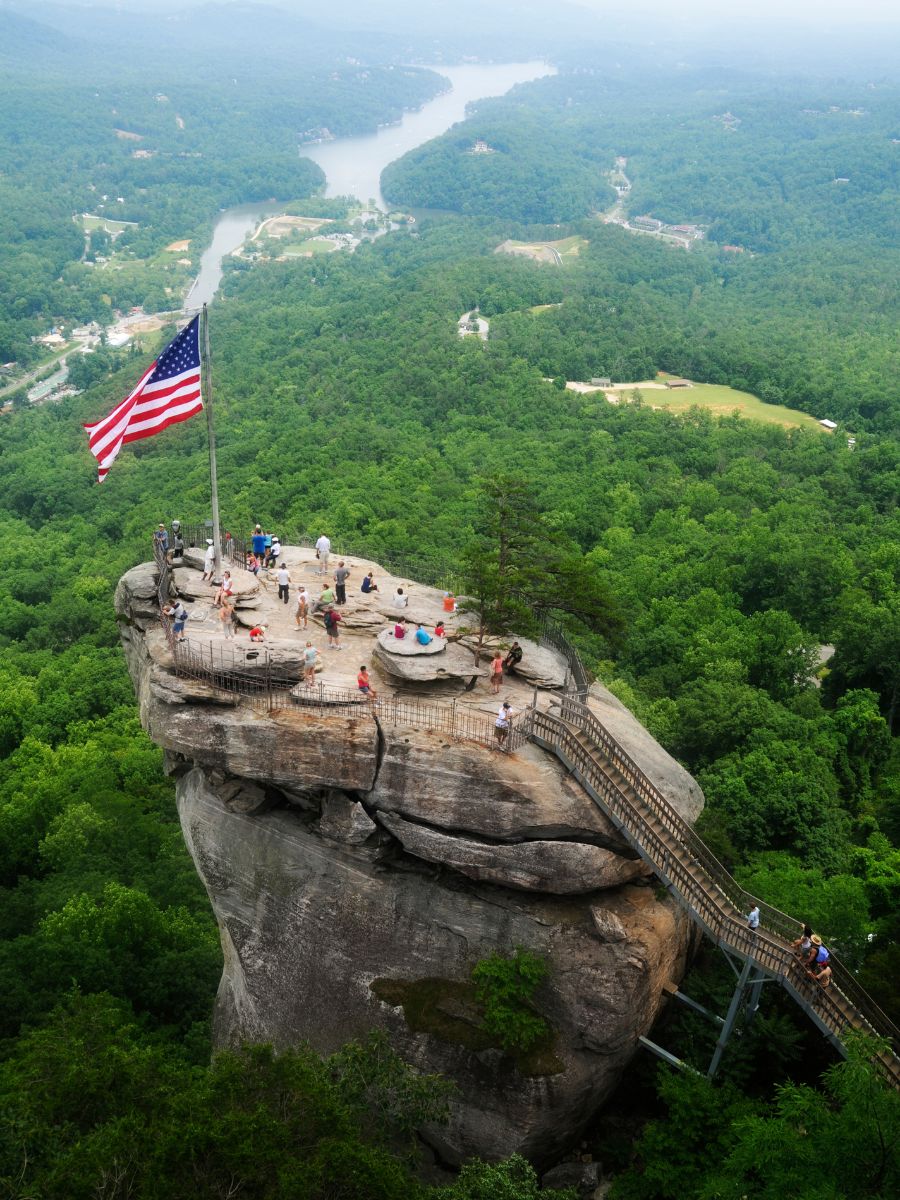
633, 215, 663, 231
590, 377, 612, 386
819, 418, 838, 429
470, 139, 495, 154
665, 378, 692, 389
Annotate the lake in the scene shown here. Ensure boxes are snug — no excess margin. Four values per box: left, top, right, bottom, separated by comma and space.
186, 60, 553, 310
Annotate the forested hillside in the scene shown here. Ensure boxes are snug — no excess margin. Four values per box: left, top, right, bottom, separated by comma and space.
0, 56, 444, 364
1, 5, 899, 1195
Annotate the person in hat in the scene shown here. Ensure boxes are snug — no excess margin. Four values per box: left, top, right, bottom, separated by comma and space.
494, 701, 513, 746
249, 624, 266, 643
810, 935, 830, 967
169, 521, 184, 563
202, 539, 216, 582
154, 523, 169, 554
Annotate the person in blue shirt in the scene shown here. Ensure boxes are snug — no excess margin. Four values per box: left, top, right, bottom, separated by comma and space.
251, 525, 267, 562
415, 624, 432, 645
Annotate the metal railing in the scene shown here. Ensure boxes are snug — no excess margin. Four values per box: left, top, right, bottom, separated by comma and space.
148, 534, 899, 1077
152, 542, 526, 752
532, 700, 900, 1081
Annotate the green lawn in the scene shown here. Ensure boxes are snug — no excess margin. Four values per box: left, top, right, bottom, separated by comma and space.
80, 214, 137, 234
613, 382, 826, 431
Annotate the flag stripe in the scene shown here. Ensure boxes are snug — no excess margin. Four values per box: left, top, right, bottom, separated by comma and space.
83, 316, 202, 482
121, 397, 204, 444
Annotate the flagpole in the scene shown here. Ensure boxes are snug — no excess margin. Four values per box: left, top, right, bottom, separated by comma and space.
200, 304, 222, 575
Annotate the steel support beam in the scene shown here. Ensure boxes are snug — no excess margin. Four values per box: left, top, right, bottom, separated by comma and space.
708, 956, 754, 1078
639, 1036, 698, 1073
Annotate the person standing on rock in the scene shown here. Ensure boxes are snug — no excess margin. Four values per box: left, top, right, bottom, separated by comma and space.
276, 562, 291, 605
490, 651, 504, 694
170, 524, 184, 564
494, 701, 513, 747
163, 600, 189, 642
251, 525, 267, 564
315, 533, 331, 575
333, 560, 351, 605
202, 538, 216, 583
303, 641, 318, 688
219, 597, 236, 639
154, 523, 169, 555
296, 586, 310, 629
324, 605, 342, 649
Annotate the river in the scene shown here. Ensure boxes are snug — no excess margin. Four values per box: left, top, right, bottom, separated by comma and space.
185, 60, 553, 310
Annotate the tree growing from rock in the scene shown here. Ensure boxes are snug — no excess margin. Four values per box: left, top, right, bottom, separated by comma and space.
458, 474, 622, 675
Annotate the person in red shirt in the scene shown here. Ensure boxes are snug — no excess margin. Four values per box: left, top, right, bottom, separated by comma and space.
357, 666, 377, 700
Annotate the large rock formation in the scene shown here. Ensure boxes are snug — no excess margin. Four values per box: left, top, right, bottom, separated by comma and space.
116, 558, 703, 1165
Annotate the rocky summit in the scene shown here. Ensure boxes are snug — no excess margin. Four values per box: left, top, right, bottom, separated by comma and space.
116, 546, 704, 1163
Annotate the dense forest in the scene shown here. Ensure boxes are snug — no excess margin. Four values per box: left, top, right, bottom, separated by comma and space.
1, 2, 898, 1196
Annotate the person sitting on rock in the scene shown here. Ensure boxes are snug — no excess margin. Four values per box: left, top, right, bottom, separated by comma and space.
442, 592, 456, 613
313, 585, 335, 614
247, 553, 261, 576
360, 572, 378, 594
503, 641, 523, 674
249, 624, 266, 642
415, 624, 432, 646
214, 570, 234, 608
393, 621, 406, 639
393, 587, 409, 609
357, 666, 377, 700
434, 620, 446, 638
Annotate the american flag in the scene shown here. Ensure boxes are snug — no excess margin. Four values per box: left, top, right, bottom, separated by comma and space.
83, 315, 203, 482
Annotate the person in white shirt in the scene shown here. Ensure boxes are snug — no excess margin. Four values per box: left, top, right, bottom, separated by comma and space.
393, 587, 409, 609
295, 586, 310, 629
202, 539, 216, 582
494, 702, 514, 747
276, 563, 291, 605
315, 534, 331, 575
214, 570, 234, 608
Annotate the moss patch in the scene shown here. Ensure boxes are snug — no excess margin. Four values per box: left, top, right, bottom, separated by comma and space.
370, 976, 565, 1077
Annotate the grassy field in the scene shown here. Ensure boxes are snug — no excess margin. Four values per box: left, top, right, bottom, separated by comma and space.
80, 214, 137, 234
280, 238, 337, 257
611, 382, 826, 430
497, 236, 588, 264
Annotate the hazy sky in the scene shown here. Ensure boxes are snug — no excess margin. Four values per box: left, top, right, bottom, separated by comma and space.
570, 0, 898, 23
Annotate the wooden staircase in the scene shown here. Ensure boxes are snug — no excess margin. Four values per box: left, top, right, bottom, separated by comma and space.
521, 696, 900, 1087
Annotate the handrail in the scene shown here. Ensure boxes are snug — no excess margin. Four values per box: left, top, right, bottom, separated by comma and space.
153, 540, 525, 753
148, 536, 899, 1075
530, 705, 900, 1079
